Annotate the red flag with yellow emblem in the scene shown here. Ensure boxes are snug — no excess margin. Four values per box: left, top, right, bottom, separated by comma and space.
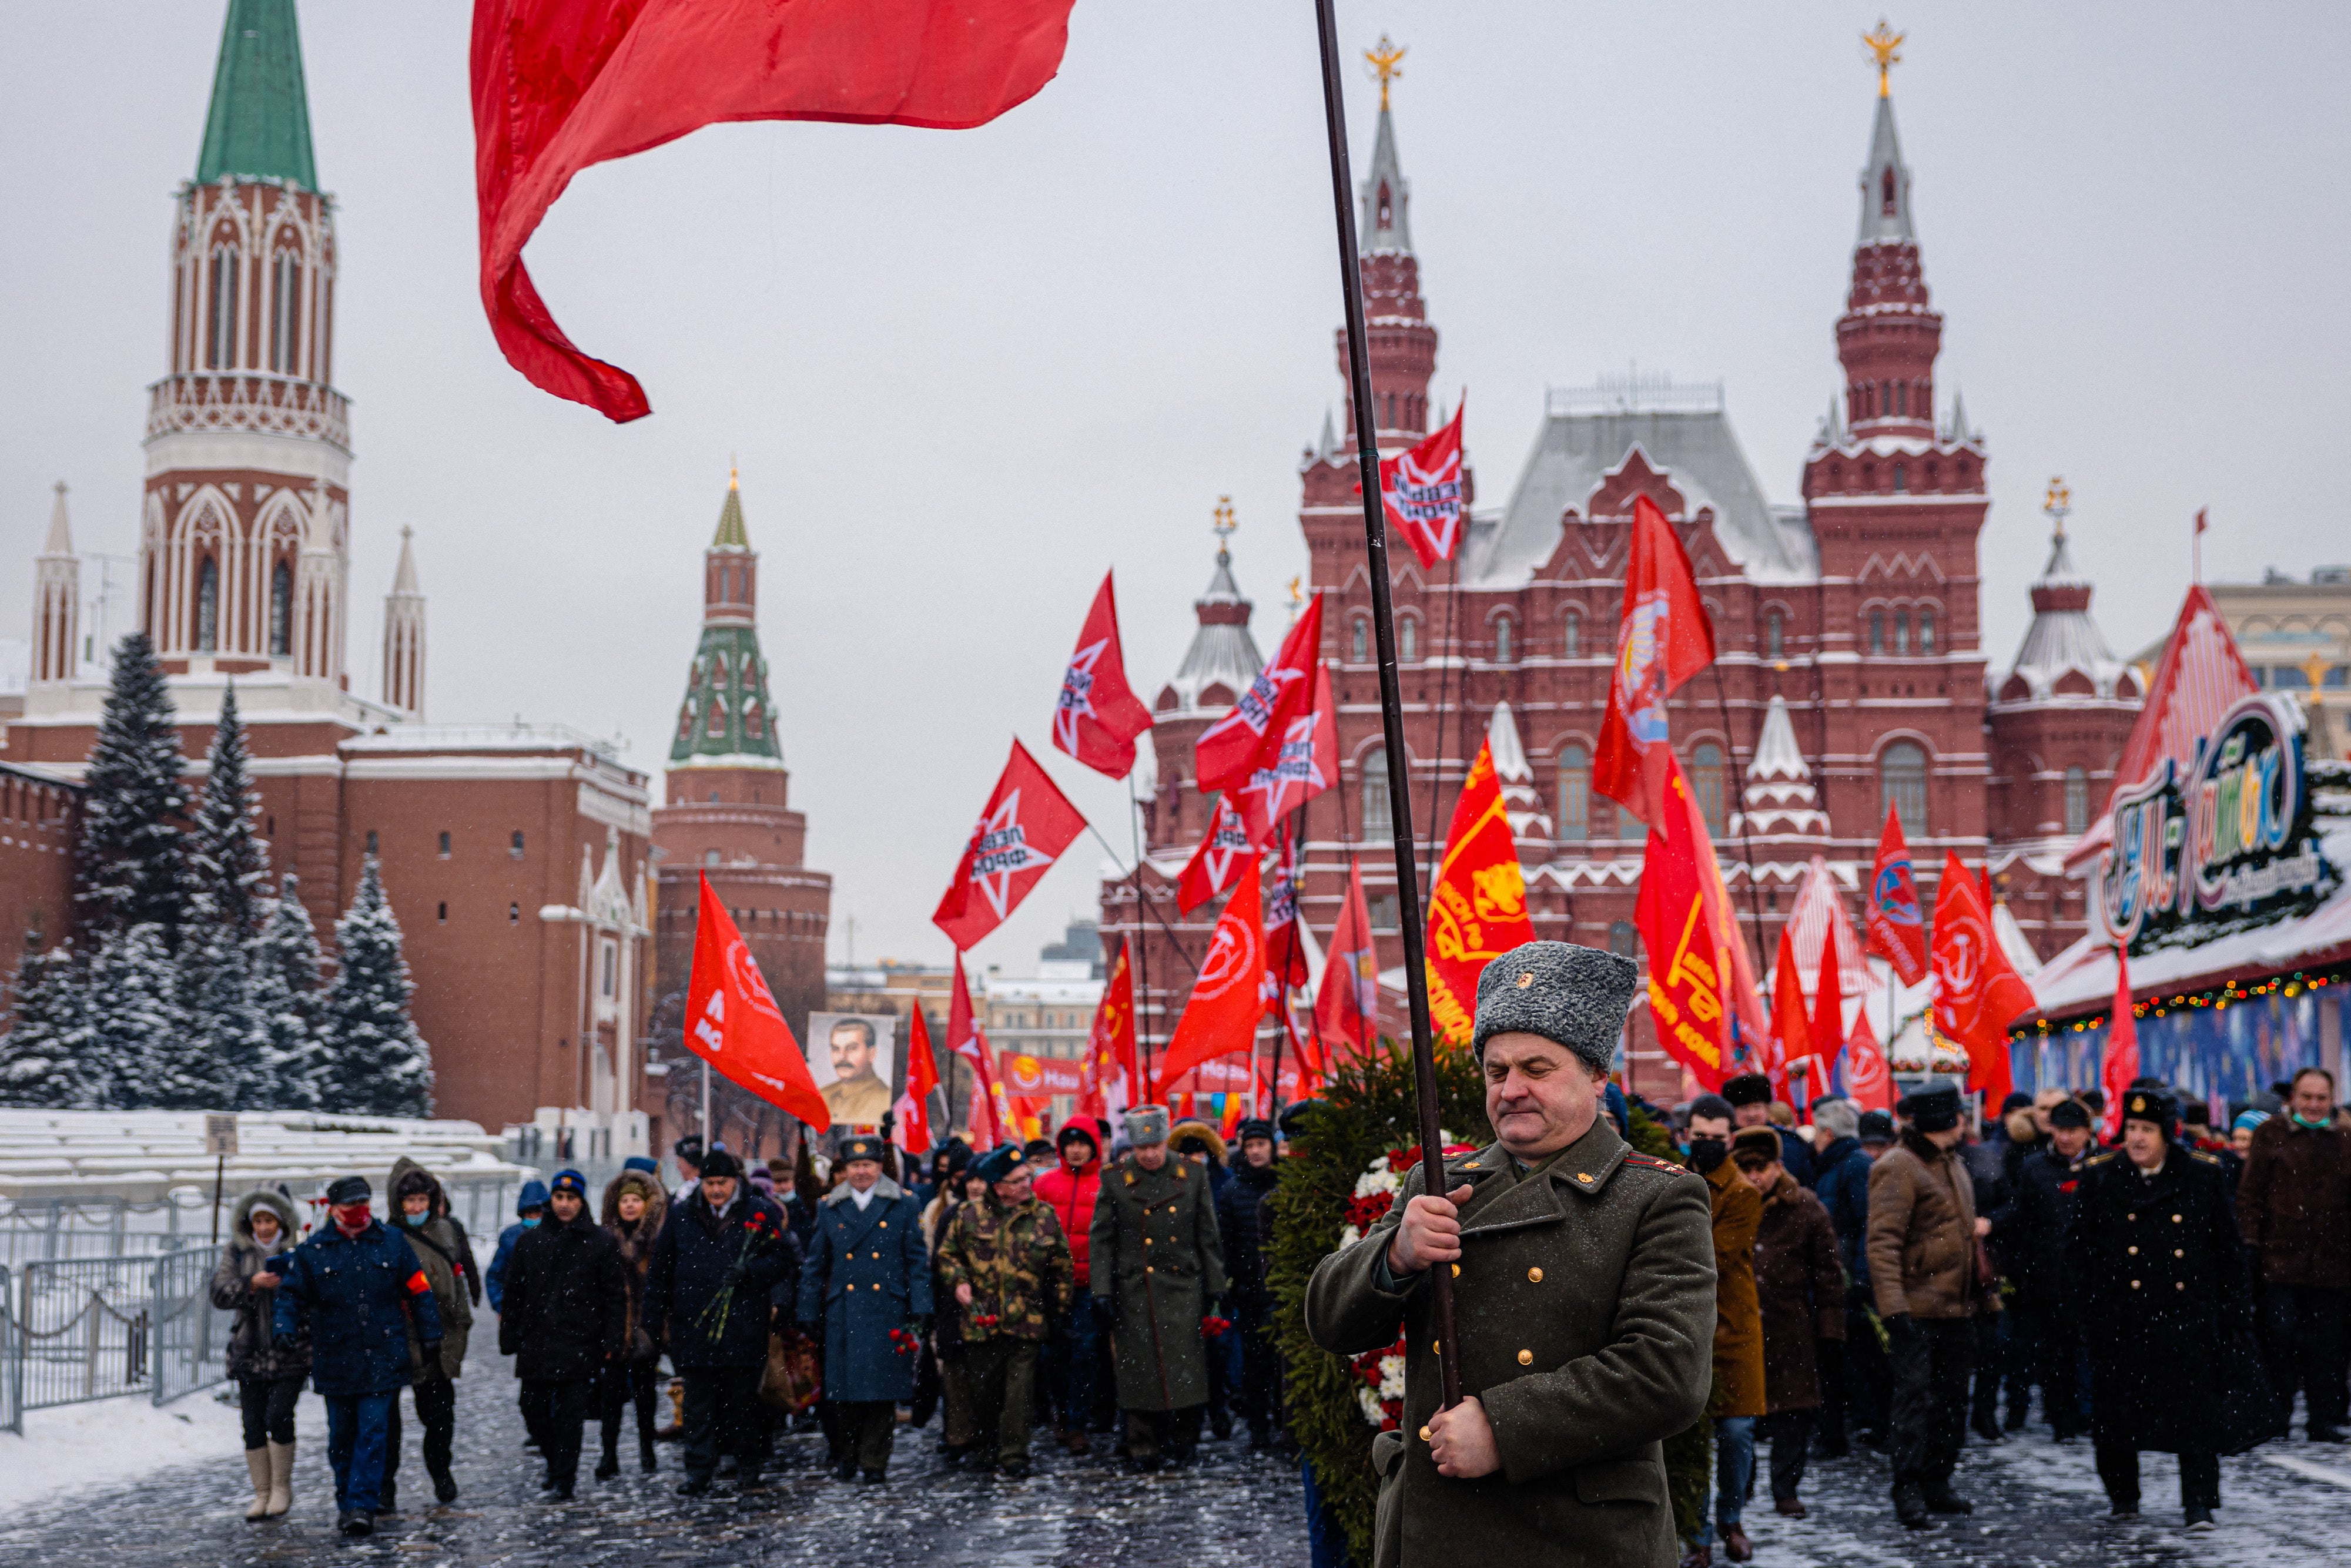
1633, 751, 1766, 1092
1422, 738, 1537, 1040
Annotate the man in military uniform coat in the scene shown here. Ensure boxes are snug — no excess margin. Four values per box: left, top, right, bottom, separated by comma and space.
2062, 1087, 2253, 1529
936, 1143, 1071, 1477
1307, 942, 1717, 1568
1091, 1104, 1229, 1468
795, 1134, 932, 1483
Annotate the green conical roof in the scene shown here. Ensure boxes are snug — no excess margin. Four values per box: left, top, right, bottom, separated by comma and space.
712, 474, 750, 548
196, 0, 317, 189
669, 625, 784, 766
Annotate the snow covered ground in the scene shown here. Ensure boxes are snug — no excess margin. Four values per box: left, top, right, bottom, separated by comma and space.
0, 1383, 325, 1517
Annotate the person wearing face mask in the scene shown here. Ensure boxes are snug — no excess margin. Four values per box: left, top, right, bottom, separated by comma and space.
597, 1167, 669, 1477
488, 1180, 550, 1315
1677, 1095, 1766, 1566
273, 1175, 444, 1538
211, 1187, 310, 1520
381, 1161, 475, 1510
2236, 1066, 2351, 1443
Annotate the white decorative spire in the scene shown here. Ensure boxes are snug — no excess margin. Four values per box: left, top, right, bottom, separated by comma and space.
1315, 407, 1339, 464
1485, 702, 1552, 845
31, 480, 81, 689
43, 480, 73, 554
381, 525, 426, 717
1749, 695, 1810, 781
1358, 36, 1413, 254
1730, 696, 1829, 841
1856, 22, 1915, 247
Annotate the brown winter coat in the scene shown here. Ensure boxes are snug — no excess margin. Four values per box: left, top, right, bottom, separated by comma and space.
1306, 1117, 1716, 1568
1750, 1170, 1845, 1413
1866, 1130, 1982, 1320
2235, 1115, 2351, 1289
600, 1170, 668, 1361
389, 1157, 473, 1381
1704, 1158, 1766, 1419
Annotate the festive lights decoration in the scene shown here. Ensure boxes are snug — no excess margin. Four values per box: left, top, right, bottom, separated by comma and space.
2013, 961, 2349, 1038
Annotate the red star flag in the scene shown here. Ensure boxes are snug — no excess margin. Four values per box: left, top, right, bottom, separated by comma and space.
946, 953, 1010, 1145
1235, 663, 1337, 848
1378, 398, 1467, 569
1051, 571, 1153, 779
1194, 593, 1325, 795
1157, 856, 1267, 1086
1928, 852, 2034, 1105
1176, 795, 1254, 914
686, 873, 828, 1128
933, 740, 1087, 950
472, 0, 1079, 421
1594, 495, 1716, 827
1423, 737, 1538, 1041
1313, 857, 1381, 1059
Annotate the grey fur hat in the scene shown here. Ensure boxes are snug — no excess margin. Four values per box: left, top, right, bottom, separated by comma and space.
1123, 1105, 1171, 1147
1471, 940, 1640, 1072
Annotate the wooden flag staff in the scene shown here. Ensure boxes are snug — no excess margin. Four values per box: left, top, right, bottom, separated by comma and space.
1310, 2, 1462, 1411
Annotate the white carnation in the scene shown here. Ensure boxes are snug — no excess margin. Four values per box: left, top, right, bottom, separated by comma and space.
1378, 1354, 1406, 1399
1338, 1224, 1362, 1248
1357, 1387, 1386, 1426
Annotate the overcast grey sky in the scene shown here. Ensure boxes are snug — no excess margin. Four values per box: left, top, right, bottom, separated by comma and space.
4, 2, 2346, 973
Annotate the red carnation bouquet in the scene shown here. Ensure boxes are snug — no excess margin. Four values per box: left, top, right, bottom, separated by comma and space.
888, 1326, 920, 1356
1200, 1314, 1234, 1337
695, 1207, 778, 1340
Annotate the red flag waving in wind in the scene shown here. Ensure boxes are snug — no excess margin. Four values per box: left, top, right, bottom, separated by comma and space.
1176, 795, 1255, 914
1076, 943, 1138, 1121
946, 953, 1008, 1145
1314, 857, 1381, 1060
1769, 926, 1814, 1090
894, 1001, 942, 1157
471, 0, 1079, 421
1929, 852, 2034, 1105
1235, 663, 1337, 847
1594, 495, 1716, 827
1843, 1005, 1894, 1114
933, 740, 1086, 950
1634, 751, 1767, 1092
1194, 593, 1325, 795
2099, 949, 2141, 1143
1052, 571, 1153, 778
1158, 855, 1266, 1086
686, 873, 829, 1128
1866, 804, 1930, 986
1422, 738, 1538, 1041
1261, 830, 1311, 1011
1379, 398, 1466, 569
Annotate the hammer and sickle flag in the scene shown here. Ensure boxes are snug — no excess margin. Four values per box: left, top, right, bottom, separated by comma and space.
1423, 737, 1536, 1040
686, 873, 828, 1128
1633, 751, 1766, 1093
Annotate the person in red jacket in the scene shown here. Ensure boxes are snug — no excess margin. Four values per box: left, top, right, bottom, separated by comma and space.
1034, 1120, 1109, 1453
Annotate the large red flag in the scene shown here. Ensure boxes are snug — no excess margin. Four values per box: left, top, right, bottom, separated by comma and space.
1866, 803, 1930, 986
685, 873, 829, 1128
1158, 856, 1267, 1085
1423, 737, 1538, 1041
1770, 926, 1814, 1100
946, 954, 1008, 1145
471, 0, 1078, 422
1314, 857, 1381, 1058
1928, 852, 2032, 1105
1235, 664, 1337, 847
1194, 594, 1325, 795
1076, 942, 1138, 1121
1843, 1005, 1894, 1114
893, 1002, 942, 1157
933, 740, 1087, 950
2099, 949, 2140, 1143
1051, 571, 1153, 778
1176, 795, 1254, 914
1810, 913, 1846, 1067
1378, 398, 1466, 569
1594, 495, 1716, 827
1635, 751, 1767, 1092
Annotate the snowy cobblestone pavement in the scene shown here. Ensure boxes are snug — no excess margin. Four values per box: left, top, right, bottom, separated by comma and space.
7, 1365, 2351, 1566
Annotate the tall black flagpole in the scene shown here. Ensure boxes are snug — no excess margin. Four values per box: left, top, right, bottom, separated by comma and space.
1311, 0, 1460, 1410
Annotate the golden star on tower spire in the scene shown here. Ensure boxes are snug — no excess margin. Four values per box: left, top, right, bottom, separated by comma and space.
1864, 19, 1904, 98
1365, 34, 1406, 112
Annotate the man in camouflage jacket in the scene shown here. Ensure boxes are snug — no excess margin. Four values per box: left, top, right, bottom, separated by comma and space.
937, 1143, 1072, 1476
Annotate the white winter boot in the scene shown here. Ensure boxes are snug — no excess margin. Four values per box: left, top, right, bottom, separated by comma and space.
243, 1448, 272, 1520
265, 1439, 296, 1517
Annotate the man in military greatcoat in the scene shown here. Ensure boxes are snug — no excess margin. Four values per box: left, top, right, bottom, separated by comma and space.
2063, 1087, 2253, 1530
796, 1133, 932, 1483
1091, 1105, 1228, 1469
1306, 942, 1716, 1568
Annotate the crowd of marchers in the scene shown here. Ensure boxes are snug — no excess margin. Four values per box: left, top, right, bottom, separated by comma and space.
202, 1104, 1298, 1537
1655, 1063, 2351, 1564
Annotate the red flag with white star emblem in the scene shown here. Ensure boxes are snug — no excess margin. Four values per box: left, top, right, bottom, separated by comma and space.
1176, 795, 1254, 914
1051, 571, 1154, 779
686, 873, 829, 1128
1593, 495, 1716, 827
1235, 664, 1337, 847
1193, 593, 1325, 795
1378, 398, 1466, 569
933, 740, 1087, 950
1158, 856, 1266, 1085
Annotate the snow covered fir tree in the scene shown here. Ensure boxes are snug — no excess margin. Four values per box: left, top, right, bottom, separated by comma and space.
0, 636, 431, 1114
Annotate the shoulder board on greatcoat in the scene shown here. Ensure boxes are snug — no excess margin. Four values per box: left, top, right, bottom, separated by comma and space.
2081, 1150, 2118, 1167
2189, 1148, 2222, 1167
1620, 1154, 1690, 1175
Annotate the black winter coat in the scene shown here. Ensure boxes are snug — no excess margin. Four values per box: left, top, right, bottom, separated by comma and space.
2062, 1144, 2252, 1453
646, 1189, 797, 1368
1811, 1138, 1873, 1288
1992, 1145, 2088, 1304
1215, 1159, 1280, 1302
497, 1208, 628, 1382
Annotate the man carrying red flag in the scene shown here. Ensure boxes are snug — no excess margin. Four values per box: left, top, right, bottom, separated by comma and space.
1422, 736, 1537, 1040
1594, 495, 1717, 827
685, 873, 829, 1128
1866, 804, 1931, 986
1052, 571, 1154, 778
1235, 664, 1337, 847
895, 1004, 943, 1159
471, 0, 1080, 421
933, 741, 1088, 950
1378, 399, 1466, 569
1928, 853, 2035, 1107
1194, 594, 1325, 795
1158, 857, 1267, 1088
1314, 858, 1381, 1062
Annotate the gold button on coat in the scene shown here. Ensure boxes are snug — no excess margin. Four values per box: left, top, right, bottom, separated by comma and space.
1450, 1264, 1459, 1277
1517, 1349, 1534, 1365
1528, 1268, 1544, 1284
2128, 1246, 2137, 1255
2130, 1280, 2141, 1289
1419, 1425, 1431, 1440
2176, 1281, 2186, 1291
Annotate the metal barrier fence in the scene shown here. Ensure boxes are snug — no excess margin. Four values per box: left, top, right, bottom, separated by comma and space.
0, 1264, 17, 1435
11, 1255, 161, 1422
149, 1246, 227, 1409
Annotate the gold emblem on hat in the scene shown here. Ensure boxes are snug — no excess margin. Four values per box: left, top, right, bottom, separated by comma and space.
2131, 1095, 2146, 1113
1516, 972, 1535, 989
